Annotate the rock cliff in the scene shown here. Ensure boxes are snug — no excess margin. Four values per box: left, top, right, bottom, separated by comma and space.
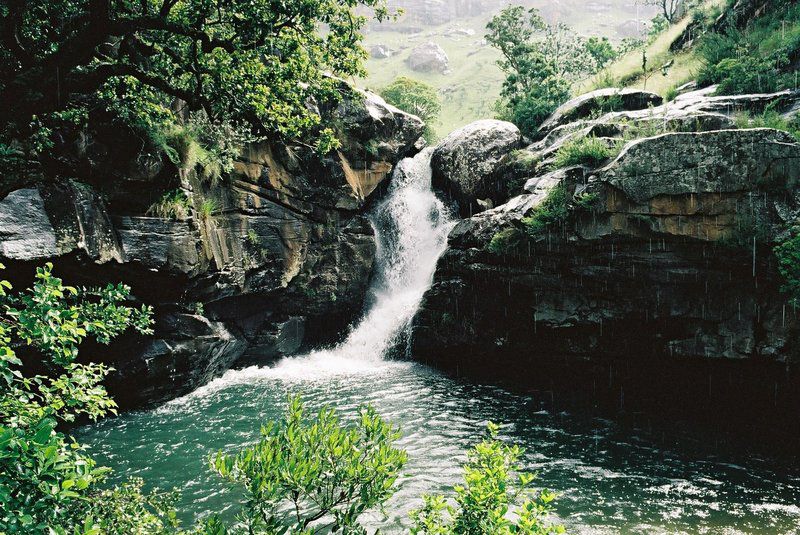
0, 85, 424, 408
412, 87, 800, 432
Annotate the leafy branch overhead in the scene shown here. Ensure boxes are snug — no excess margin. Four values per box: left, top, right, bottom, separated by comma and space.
0, 0, 392, 146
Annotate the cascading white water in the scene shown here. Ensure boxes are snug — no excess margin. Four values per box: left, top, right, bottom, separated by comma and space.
304, 148, 452, 360
331, 147, 453, 361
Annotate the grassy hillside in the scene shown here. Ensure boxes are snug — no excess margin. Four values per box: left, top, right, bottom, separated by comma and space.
577, 0, 728, 98
360, 1, 657, 138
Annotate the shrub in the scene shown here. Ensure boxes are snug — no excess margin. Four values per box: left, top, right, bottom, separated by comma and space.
381, 77, 442, 143
497, 76, 572, 137
552, 136, 615, 169
523, 184, 570, 235
200, 198, 219, 219
697, 1, 800, 96
775, 230, 800, 307
147, 189, 191, 220
0, 263, 158, 533
488, 227, 525, 254
410, 422, 564, 535
734, 107, 800, 141
211, 395, 407, 533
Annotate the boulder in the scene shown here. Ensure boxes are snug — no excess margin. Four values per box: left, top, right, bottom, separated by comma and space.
406, 42, 450, 74
370, 44, 392, 59
538, 88, 663, 135
431, 119, 523, 216
601, 128, 800, 205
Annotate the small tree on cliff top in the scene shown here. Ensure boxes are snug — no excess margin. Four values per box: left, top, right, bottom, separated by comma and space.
381, 77, 442, 143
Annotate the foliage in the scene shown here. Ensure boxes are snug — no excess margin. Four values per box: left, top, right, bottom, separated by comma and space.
698, 1, 800, 95
148, 189, 191, 220
0, 263, 159, 534
775, 229, 800, 307
200, 198, 219, 219
734, 106, 800, 141
409, 422, 564, 535
488, 227, 525, 255
381, 77, 442, 143
1, 0, 393, 164
486, 6, 605, 135
523, 184, 571, 235
552, 137, 616, 169
211, 395, 407, 534
584, 38, 618, 71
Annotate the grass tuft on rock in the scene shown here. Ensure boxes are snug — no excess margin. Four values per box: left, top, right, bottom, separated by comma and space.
552, 136, 616, 169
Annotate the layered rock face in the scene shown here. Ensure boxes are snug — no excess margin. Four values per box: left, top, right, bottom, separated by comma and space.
413, 88, 800, 432
0, 86, 423, 408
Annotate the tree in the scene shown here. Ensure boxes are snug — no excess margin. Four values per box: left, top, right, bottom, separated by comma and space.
486, 6, 574, 135
486, 6, 612, 135
380, 77, 442, 143
0, 263, 168, 533
584, 37, 618, 70
410, 423, 564, 535
637, 0, 685, 24
211, 395, 407, 534
0, 0, 392, 154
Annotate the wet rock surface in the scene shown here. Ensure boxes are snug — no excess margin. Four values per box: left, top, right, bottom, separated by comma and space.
431, 119, 522, 216
413, 87, 800, 431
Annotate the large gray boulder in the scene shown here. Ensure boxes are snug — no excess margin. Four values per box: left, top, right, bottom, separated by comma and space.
406, 42, 450, 74
600, 128, 800, 205
431, 119, 523, 216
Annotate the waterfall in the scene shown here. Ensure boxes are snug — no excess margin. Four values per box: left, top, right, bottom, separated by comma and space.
255, 148, 453, 378
173, 148, 452, 394
330, 147, 453, 361
313, 148, 453, 360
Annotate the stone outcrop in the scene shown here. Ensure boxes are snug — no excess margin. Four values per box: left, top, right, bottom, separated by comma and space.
431, 119, 522, 216
0, 86, 424, 408
406, 42, 450, 74
537, 88, 663, 134
412, 87, 800, 429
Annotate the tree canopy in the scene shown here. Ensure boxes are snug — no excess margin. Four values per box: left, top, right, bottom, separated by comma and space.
380, 77, 441, 142
0, 0, 391, 153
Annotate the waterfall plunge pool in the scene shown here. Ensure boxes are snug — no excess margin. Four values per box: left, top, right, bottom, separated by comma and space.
75, 358, 800, 534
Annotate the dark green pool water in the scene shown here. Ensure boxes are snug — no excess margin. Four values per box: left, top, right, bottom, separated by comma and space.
76, 357, 800, 534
